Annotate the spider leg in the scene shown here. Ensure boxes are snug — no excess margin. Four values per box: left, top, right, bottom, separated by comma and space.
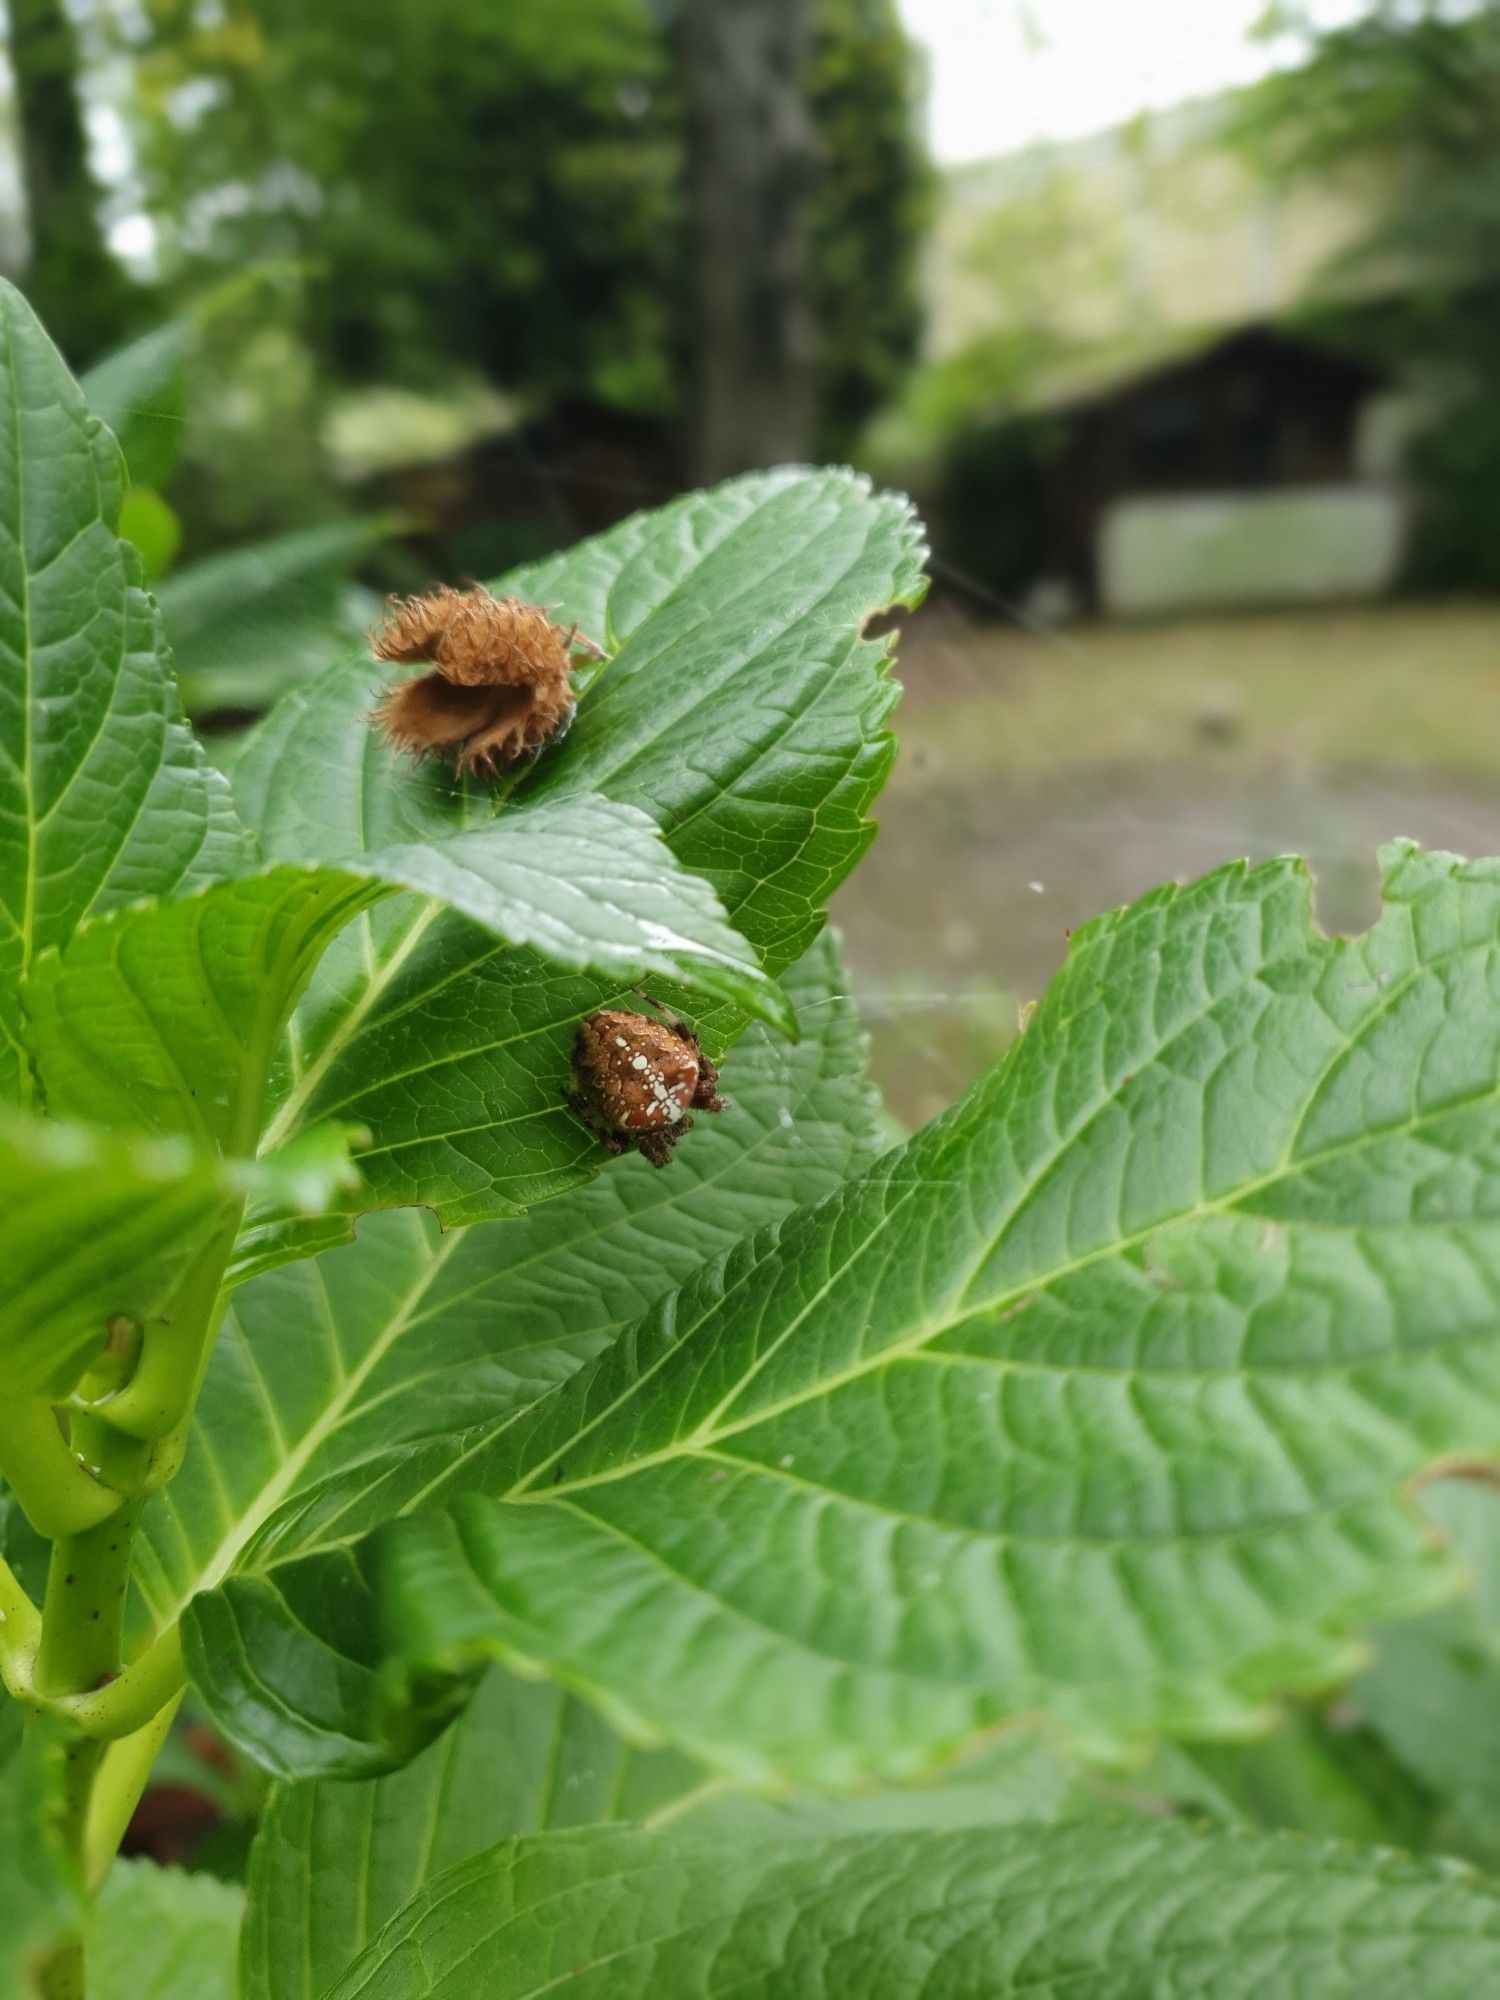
637, 1128, 677, 1168
629, 986, 691, 1037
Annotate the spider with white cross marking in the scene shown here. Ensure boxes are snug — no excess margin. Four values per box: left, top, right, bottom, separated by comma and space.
567, 1001, 727, 1167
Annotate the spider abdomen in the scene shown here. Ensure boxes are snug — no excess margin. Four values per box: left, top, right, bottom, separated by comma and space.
568, 1007, 726, 1166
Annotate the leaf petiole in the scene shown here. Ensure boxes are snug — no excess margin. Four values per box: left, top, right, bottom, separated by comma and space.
80, 1694, 184, 1893
0, 1550, 41, 1688
46, 1625, 186, 1745
78, 1210, 242, 1443
0, 1398, 121, 1540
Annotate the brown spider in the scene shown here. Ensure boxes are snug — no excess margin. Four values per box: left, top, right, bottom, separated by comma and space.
567, 1002, 726, 1168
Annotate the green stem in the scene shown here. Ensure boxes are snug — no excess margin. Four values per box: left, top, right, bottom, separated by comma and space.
54, 1730, 105, 1874
0, 1553, 41, 1716
82, 1208, 241, 1442
0, 1398, 120, 1539
34, 1502, 141, 1702
29, 1506, 142, 1998
15, 1195, 247, 1996
36, 1934, 85, 1999
54, 1623, 185, 1742
3, 1602, 185, 1742
63, 1407, 158, 1499
82, 1693, 183, 1893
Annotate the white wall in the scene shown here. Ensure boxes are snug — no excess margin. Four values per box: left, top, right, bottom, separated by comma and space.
1098, 484, 1407, 617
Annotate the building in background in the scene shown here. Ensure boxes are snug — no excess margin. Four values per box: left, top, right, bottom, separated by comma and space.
917, 93, 1419, 616
1033, 326, 1404, 617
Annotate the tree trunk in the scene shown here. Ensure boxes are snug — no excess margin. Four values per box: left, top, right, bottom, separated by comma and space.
9, 0, 128, 359
683, 0, 817, 481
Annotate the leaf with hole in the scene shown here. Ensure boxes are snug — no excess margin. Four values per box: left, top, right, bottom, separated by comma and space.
234, 467, 923, 1220
368, 841, 1500, 1785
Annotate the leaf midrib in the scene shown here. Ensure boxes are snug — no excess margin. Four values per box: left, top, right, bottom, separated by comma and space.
201, 1030, 871, 1568
156, 1219, 466, 1618
8, 304, 34, 1106
500, 1065, 1500, 1510
262, 899, 443, 1150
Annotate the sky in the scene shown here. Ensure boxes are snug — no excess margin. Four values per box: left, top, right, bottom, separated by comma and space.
894, 0, 1373, 165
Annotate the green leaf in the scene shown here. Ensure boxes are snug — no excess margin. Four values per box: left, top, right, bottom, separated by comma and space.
326, 1817, 1500, 2000
26, 797, 791, 1163
223, 1213, 356, 1292
240, 1666, 1079, 2000
0, 1106, 237, 1399
223, 1128, 368, 1290
1139, 1711, 1440, 1851
117, 486, 182, 582
1355, 1479, 1500, 1862
137, 940, 877, 1771
180, 1549, 483, 1782
372, 842, 1500, 1786
27, 867, 383, 1154
158, 520, 392, 716
235, 468, 923, 1221
88, 1860, 241, 2000
240, 1672, 698, 2000
80, 320, 191, 491
0, 1104, 363, 1400
0, 1724, 78, 1999
0, 279, 246, 1104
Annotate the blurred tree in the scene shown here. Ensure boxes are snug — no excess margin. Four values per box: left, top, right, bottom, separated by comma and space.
114, 0, 926, 466
808, 0, 932, 454
1241, 2, 1500, 303
6, 0, 134, 358
1237, 0, 1500, 586
120, 0, 679, 415
683, 0, 816, 478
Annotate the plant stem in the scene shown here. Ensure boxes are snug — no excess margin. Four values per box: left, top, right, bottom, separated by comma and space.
36, 1935, 85, 1999
0, 1398, 120, 1538
34, 1502, 141, 1703
85, 1211, 240, 1441
14, 1195, 246, 1997
56, 1622, 185, 1741
30, 1505, 143, 2000
0, 1550, 41, 1688
82, 1693, 183, 1893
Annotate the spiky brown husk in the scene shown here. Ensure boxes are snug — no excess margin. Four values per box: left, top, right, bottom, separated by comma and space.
371, 587, 586, 776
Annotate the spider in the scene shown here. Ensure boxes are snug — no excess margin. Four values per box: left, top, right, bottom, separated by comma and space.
567, 1000, 725, 1167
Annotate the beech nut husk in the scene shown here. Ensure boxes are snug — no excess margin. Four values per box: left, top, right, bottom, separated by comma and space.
371, 586, 599, 777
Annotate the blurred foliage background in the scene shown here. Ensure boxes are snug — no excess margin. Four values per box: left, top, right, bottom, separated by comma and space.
12, 4, 1500, 674
2, 0, 930, 721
